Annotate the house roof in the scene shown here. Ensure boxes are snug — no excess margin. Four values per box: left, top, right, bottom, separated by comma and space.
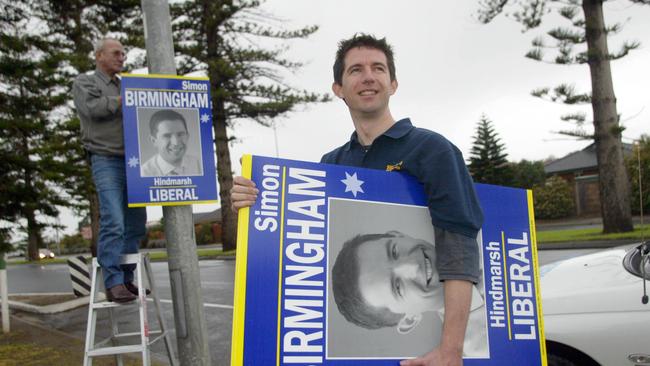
193, 208, 222, 225
545, 142, 633, 175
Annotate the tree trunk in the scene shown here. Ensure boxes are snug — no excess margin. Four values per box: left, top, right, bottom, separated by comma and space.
204, 0, 237, 251
25, 206, 40, 261
212, 97, 237, 251
20, 130, 40, 261
582, 0, 633, 233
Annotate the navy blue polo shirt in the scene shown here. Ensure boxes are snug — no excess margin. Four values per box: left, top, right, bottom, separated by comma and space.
320, 118, 484, 238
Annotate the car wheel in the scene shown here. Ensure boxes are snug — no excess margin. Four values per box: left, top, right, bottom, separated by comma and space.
547, 353, 578, 366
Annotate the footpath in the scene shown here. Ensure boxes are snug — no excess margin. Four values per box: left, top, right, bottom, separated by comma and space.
1, 217, 647, 365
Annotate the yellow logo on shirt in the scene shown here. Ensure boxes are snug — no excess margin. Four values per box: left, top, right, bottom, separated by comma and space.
386, 161, 403, 171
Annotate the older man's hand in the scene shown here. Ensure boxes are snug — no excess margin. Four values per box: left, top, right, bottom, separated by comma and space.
400, 345, 462, 366
230, 176, 258, 212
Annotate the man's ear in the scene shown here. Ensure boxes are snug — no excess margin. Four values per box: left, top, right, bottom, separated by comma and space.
150, 135, 156, 144
389, 79, 398, 95
332, 82, 343, 98
386, 230, 404, 237
396, 313, 422, 334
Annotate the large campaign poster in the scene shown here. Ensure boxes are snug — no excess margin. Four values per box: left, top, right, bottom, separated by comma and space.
231, 155, 547, 366
120, 74, 218, 207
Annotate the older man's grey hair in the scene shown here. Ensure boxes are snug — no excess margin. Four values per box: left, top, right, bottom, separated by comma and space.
94, 37, 121, 53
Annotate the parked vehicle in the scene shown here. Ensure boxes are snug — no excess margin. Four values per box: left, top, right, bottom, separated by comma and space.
541, 243, 650, 366
38, 248, 56, 260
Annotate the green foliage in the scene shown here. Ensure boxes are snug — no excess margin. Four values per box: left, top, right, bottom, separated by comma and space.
508, 159, 546, 189
170, 0, 330, 250
0, 229, 12, 254
171, 0, 329, 127
468, 115, 511, 185
33, 1, 144, 254
59, 233, 90, 254
0, 1, 71, 259
625, 135, 650, 215
476, 0, 645, 232
477, 0, 639, 139
533, 176, 575, 219
195, 223, 215, 245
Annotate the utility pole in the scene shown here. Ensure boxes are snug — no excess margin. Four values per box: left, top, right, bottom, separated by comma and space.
140, 1, 211, 365
0, 253, 9, 333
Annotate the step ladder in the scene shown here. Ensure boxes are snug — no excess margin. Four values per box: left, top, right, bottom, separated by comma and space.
83, 253, 177, 366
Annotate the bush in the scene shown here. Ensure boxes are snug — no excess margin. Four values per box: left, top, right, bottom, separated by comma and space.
195, 223, 215, 245
533, 176, 575, 219
509, 159, 546, 189
59, 233, 91, 254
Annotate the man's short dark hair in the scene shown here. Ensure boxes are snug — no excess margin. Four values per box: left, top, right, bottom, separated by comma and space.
332, 33, 396, 86
331, 232, 403, 329
149, 109, 188, 136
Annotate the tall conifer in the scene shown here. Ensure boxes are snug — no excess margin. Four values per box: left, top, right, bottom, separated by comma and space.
0, 0, 69, 259
477, 0, 649, 232
468, 115, 511, 186
171, 0, 330, 250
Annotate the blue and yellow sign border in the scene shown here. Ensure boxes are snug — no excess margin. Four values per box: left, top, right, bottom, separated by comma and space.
231, 155, 547, 365
120, 73, 218, 207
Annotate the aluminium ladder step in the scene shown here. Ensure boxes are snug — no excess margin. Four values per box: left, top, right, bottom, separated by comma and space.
87, 344, 144, 357
91, 300, 142, 309
83, 253, 177, 366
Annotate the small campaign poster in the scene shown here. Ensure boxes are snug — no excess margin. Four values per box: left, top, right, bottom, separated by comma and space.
120, 74, 218, 207
231, 155, 546, 366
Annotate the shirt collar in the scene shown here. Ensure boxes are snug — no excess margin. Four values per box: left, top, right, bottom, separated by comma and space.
95, 68, 120, 85
344, 118, 414, 151
156, 154, 185, 175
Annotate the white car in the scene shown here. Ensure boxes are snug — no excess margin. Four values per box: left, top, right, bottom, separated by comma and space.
541, 243, 650, 366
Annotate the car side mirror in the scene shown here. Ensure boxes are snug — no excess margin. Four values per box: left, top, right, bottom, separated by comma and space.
622, 242, 650, 305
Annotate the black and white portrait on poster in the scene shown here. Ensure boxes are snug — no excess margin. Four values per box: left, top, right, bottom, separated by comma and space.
326, 198, 489, 359
137, 107, 203, 177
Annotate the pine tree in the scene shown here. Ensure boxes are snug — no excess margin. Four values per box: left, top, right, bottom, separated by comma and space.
171, 0, 330, 251
33, 0, 143, 255
468, 115, 511, 185
477, 0, 649, 233
0, 0, 69, 260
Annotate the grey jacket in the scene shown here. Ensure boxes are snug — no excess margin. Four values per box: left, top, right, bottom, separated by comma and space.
73, 69, 124, 156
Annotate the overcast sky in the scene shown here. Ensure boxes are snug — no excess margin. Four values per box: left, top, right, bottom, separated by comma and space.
57, 1, 650, 235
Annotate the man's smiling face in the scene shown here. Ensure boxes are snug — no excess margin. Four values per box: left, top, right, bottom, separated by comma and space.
356, 231, 442, 318
151, 119, 188, 165
332, 47, 397, 119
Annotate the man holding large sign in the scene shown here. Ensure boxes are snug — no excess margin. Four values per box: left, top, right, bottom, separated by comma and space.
73, 38, 145, 303
232, 34, 483, 366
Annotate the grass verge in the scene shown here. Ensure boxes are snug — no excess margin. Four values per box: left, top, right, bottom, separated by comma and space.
537, 224, 650, 243
148, 248, 236, 261
0, 317, 165, 366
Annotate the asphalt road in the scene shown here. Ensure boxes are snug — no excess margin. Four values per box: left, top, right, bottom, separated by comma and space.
8, 259, 235, 365
5, 248, 598, 365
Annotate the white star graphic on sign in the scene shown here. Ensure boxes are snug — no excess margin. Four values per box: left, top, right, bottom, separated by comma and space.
128, 156, 139, 168
341, 172, 364, 197
200, 113, 211, 123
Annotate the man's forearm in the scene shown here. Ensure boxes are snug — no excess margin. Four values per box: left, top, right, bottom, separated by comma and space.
73, 78, 120, 119
440, 279, 472, 355
400, 279, 473, 366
